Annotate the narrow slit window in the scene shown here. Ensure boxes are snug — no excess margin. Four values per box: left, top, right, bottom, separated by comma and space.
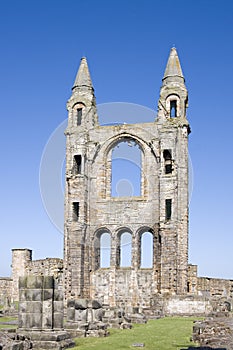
170, 100, 177, 118
165, 199, 172, 220
77, 108, 82, 125
73, 202, 79, 221
163, 150, 172, 174
74, 155, 82, 174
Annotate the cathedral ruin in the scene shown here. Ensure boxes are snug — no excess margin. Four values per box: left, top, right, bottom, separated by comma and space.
1, 48, 233, 316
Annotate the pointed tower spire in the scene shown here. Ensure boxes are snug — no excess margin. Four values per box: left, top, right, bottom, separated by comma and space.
162, 47, 185, 86
67, 56, 98, 131
157, 48, 189, 123
72, 57, 93, 90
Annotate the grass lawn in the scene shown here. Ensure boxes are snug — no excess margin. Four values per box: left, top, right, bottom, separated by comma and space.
0, 317, 17, 329
73, 317, 199, 350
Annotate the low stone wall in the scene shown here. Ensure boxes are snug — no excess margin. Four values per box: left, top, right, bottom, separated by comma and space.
197, 277, 233, 300
0, 277, 12, 306
192, 315, 233, 349
164, 295, 212, 316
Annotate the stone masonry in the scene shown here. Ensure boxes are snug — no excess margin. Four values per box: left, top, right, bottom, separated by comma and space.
63, 48, 190, 308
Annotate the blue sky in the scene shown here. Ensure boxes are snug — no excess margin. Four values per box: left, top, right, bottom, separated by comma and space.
0, 0, 233, 279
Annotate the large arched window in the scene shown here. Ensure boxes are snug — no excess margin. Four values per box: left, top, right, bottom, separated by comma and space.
120, 232, 132, 267
140, 231, 153, 268
111, 139, 142, 197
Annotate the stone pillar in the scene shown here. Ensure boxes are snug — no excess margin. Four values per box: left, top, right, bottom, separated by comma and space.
18, 275, 75, 349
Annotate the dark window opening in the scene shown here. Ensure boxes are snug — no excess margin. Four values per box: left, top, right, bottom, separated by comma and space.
77, 108, 82, 125
165, 164, 172, 174
74, 155, 82, 174
187, 282, 190, 293
170, 100, 177, 118
163, 150, 172, 174
165, 199, 172, 220
73, 202, 79, 221
158, 234, 162, 244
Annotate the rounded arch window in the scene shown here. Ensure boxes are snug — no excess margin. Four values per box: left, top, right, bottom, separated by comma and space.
100, 232, 111, 268
94, 229, 111, 269
140, 231, 153, 268
119, 231, 132, 267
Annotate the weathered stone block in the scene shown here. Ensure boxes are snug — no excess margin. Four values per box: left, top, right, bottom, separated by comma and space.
26, 276, 43, 289
53, 312, 63, 329
18, 277, 27, 289
43, 276, 54, 289
67, 299, 75, 308
75, 299, 88, 309
43, 289, 53, 301
91, 300, 102, 309
54, 290, 63, 301
75, 309, 87, 322
93, 308, 104, 321
66, 307, 75, 321
53, 300, 63, 313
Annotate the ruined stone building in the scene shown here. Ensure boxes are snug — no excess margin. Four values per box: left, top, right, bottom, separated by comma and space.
64, 47, 190, 307
1, 48, 233, 315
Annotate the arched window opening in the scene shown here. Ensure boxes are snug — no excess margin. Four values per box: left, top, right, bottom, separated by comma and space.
170, 100, 177, 118
100, 232, 111, 268
77, 108, 82, 125
140, 232, 153, 268
111, 139, 142, 197
163, 150, 172, 174
120, 232, 132, 267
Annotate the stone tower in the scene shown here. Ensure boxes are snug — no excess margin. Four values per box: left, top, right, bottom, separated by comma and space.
64, 48, 190, 309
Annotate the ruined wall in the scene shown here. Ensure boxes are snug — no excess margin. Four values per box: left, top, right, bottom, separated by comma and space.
0, 277, 12, 306
64, 56, 190, 305
197, 277, 233, 300
26, 258, 63, 278
11, 248, 63, 301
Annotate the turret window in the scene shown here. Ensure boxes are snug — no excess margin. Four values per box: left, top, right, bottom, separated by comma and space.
170, 100, 177, 118
73, 202, 79, 220
165, 199, 172, 221
163, 150, 172, 174
74, 155, 82, 174
77, 108, 82, 125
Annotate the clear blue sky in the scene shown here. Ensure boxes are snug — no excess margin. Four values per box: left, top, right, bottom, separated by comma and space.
0, 0, 233, 279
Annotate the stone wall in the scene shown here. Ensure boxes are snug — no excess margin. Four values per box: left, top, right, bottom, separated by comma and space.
0, 277, 12, 306
91, 268, 157, 309
26, 258, 63, 278
11, 248, 63, 301
164, 295, 212, 316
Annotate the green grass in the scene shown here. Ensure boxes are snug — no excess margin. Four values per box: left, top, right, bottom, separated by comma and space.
0, 316, 17, 329
73, 317, 200, 350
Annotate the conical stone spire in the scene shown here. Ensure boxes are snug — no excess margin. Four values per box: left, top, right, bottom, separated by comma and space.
72, 57, 93, 90
162, 47, 185, 85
